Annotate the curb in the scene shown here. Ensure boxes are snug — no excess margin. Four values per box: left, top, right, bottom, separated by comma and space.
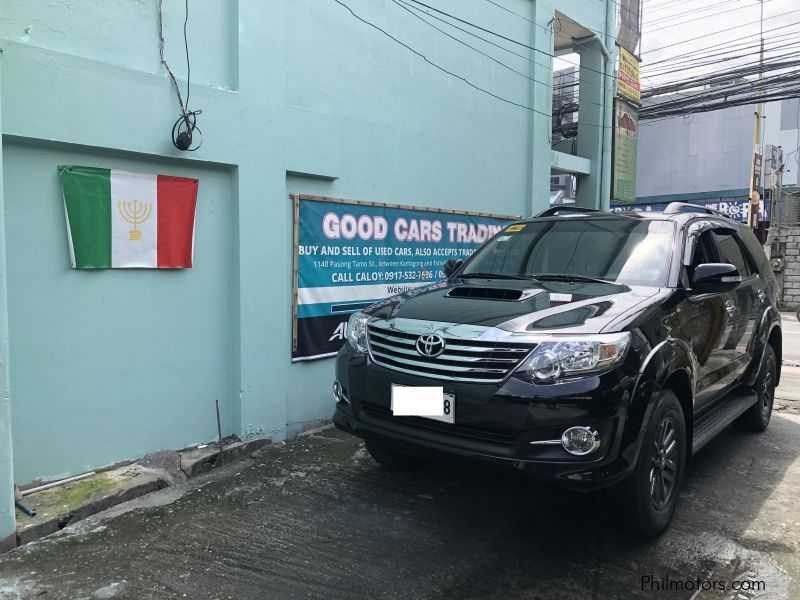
9, 437, 271, 551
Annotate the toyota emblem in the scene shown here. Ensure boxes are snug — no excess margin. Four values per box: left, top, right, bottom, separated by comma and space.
416, 333, 446, 358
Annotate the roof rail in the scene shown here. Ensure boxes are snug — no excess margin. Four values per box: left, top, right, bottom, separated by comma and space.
662, 202, 734, 219
536, 206, 605, 217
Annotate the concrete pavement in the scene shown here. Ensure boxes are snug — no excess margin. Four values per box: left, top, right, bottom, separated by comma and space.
1, 377, 799, 599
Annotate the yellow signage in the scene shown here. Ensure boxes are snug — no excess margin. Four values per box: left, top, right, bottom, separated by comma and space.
617, 47, 640, 104
505, 224, 527, 233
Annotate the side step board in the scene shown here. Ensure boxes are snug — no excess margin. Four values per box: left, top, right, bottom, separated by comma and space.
692, 389, 758, 453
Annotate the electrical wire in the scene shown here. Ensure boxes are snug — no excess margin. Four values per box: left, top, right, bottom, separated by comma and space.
643, 20, 800, 68
390, 0, 612, 111
403, 0, 620, 84
331, 0, 619, 130
644, 0, 765, 28
641, 7, 800, 55
158, 0, 202, 151
642, 33, 800, 78
331, 0, 545, 115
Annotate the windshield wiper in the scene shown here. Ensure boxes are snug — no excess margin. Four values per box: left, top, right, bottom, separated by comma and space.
528, 274, 615, 285
460, 272, 532, 281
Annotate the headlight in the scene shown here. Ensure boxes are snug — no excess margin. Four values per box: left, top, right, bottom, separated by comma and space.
518, 332, 630, 382
346, 312, 370, 353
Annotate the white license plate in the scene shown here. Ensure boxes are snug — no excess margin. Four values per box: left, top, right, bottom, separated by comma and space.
391, 385, 455, 424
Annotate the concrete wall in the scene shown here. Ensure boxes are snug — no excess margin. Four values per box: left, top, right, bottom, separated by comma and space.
777, 227, 800, 310
1, 0, 615, 497
4, 142, 238, 483
0, 37, 16, 550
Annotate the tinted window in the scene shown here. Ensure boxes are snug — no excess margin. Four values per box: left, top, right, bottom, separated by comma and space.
713, 231, 750, 276
739, 227, 769, 275
462, 218, 675, 286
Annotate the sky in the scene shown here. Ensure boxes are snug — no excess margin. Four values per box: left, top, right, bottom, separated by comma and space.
638, 0, 800, 88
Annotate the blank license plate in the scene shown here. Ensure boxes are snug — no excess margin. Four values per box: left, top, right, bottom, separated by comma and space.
391, 385, 455, 424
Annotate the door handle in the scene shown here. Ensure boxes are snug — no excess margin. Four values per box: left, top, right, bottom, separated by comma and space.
757, 289, 767, 304
725, 300, 736, 317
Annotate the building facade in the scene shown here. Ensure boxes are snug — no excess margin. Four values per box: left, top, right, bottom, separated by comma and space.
620, 97, 800, 310
0, 0, 617, 545
617, 97, 799, 222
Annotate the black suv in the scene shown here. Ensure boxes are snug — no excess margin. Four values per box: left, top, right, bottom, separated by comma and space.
333, 205, 782, 536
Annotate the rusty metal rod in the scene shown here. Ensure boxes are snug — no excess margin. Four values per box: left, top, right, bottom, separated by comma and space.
215, 399, 225, 466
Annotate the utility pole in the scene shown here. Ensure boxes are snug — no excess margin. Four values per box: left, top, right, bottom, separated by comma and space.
748, 0, 765, 227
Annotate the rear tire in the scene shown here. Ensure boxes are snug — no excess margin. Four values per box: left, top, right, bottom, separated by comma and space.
366, 442, 424, 469
736, 345, 776, 433
623, 389, 686, 538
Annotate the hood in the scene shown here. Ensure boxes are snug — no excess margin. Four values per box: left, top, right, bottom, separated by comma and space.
364, 277, 664, 334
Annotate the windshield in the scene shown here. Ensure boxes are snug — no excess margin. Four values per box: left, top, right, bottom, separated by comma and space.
460, 218, 675, 286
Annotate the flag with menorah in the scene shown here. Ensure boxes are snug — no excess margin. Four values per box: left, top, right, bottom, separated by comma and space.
58, 165, 199, 269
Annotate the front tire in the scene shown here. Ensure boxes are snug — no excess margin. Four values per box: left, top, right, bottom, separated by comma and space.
736, 345, 776, 432
624, 389, 686, 538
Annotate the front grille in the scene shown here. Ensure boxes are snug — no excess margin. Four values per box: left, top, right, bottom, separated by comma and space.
360, 403, 516, 446
366, 323, 536, 382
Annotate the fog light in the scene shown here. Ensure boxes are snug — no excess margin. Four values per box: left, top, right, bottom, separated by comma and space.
561, 426, 599, 456
332, 381, 348, 404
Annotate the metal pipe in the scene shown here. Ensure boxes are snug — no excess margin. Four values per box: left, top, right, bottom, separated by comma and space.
15, 500, 36, 517
215, 399, 225, 466
21, 471, 96, 496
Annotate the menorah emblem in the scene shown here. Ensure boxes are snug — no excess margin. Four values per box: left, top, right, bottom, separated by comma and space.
117, 200, 152, 241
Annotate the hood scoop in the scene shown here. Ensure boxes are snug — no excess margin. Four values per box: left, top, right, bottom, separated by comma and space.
446, 287, 543, 302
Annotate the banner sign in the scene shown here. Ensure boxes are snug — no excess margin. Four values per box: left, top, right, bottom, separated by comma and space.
612, 99, 639, 204
617, 47, 641, 104
616, 0, 642, 55
611, 198, 771, 223
291, 195, 517, 361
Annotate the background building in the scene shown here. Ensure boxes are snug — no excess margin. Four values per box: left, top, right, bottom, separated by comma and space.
615, 97, 798, 221
0, 0, 618, 546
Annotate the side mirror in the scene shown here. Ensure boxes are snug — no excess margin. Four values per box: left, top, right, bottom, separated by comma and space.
692, 263, 741, 294
443, 258, 464, 278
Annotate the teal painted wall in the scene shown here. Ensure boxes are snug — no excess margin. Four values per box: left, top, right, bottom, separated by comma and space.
1, 0, 615, 487
0, 27, 17, 547
3, 142, 237, 483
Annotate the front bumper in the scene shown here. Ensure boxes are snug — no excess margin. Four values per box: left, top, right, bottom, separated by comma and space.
334, 348, 643, 491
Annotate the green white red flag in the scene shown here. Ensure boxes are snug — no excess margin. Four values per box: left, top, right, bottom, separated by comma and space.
58, 165, 198, 269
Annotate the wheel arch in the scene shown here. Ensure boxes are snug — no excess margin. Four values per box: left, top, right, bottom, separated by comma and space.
659, 370, 693, 459
623, 338, 696, 468
768, 325, 782, 386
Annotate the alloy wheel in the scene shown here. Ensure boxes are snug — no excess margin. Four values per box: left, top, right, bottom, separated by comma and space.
761, 361, 774, 419
649, 416, 679, 510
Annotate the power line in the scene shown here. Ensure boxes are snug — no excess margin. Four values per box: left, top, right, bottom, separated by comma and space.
403, 0, 619, 84
646, 0, 753, 26
392, 0, 614, 110
641, 8, 800, 55
330, 0, 618, 130
643, 20, 800, 68
643, 0, 775, 33
643, 56, 800, 98
642, 31, 800, 77
482, 0, 534, 24
331, 0, 543, 115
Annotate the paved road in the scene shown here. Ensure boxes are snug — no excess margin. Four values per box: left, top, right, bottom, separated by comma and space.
1, 379, 800, 599
780, 312, 800, 363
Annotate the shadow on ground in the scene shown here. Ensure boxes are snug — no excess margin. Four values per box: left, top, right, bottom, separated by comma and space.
1, 403, 799, 599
